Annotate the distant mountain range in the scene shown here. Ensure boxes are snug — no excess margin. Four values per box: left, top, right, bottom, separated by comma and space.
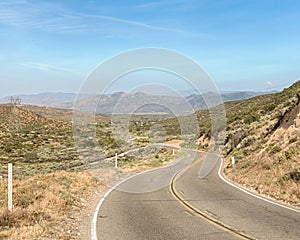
0, 90, 273, 114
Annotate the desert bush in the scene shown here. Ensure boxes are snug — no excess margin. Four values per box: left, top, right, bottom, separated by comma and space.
289, 137, 298, 143
240, 160, 251, 169
270, 146, 281, 155
263, 103, 277, 112
282, 168, 300, 182
244, 113, 260, 125
284, 146, 298, 159
24, 152, 39, 162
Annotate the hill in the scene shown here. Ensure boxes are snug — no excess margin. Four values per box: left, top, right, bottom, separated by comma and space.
152, 81, 300, 206
0, 104, 80, 178
0, 104, 178, 239
186, 91, 267, 110
222, 81, 300, 206
1, 91, 269, 114
196, 81, 300, 206
0, 104, 167, 178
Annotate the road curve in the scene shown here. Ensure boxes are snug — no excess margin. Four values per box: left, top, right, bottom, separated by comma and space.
95, 151, 300, 239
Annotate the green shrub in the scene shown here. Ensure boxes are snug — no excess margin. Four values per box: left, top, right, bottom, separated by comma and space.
282, 168, 300, 182
289, 137, 298, 143
264, 103, 277, 112
244, 113, 260, 125
24, 151, 39, 161
270, 146, 281, 155
285, 146, 298, 159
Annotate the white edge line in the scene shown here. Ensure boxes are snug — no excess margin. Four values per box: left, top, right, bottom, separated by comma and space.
218, 157, 300, 213
91, 146, 193, 240
93, 150, 299, 240
91, 173, 137, 240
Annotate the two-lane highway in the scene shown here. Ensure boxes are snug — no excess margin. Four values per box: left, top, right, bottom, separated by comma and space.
95, 151, 300, 239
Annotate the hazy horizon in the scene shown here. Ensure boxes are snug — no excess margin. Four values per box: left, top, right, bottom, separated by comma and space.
0, 84, 287, 100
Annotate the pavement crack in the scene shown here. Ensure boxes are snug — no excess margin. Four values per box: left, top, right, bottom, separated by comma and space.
203, 209, 217, 218
184, 210, 195, 217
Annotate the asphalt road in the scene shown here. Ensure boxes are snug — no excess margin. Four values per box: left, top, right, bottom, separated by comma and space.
96, 151, 300, 240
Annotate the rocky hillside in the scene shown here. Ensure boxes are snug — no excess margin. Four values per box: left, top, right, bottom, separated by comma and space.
222, 81, 300, 206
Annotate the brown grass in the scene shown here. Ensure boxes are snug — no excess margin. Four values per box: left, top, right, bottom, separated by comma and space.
0, 171, 100, 239
221, 82, 300, 207
164, 140, 182, 148
121, 147, 184, 173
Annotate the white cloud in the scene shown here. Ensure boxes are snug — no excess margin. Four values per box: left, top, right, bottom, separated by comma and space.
77, 12, 184, 34
133, 0, 189, 10
20, 62, 82, 75
0, 0, 185, 35
134, 1, 169, 9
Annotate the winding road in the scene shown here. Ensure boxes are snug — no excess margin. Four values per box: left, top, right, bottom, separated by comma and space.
94, 150, 300, 239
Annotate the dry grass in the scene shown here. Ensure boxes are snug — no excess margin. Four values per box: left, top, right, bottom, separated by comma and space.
225, 158, 300, 206
119, 147, 180, 172
164, 140, 182, 148
0, 171, 100, 239
222, 82, 300, 207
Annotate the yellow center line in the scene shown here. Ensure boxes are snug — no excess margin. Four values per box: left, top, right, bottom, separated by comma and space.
169, 153, 256, 240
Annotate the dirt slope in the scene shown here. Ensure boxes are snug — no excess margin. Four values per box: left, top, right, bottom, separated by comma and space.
223, 82, 300, 207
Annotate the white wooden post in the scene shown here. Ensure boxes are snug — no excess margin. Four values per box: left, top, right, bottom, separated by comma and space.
115, 153, 118, 168
231, 157, 235, 168
172, 149, 175, 155
8, 163, 12, 211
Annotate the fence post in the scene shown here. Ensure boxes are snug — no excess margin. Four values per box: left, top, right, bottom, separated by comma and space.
8, 163, 12, 211
231, 157, 235, 168
115, 153, 118, 168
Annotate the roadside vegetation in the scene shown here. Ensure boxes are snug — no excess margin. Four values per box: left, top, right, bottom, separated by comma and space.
119, 146, 183, 172
1, 81, 299, 238
150, 81, 300, 207
116, 81, 300, 208
0, 104, 180, 239
223, 81, 300, 207
0, 171, 100, 239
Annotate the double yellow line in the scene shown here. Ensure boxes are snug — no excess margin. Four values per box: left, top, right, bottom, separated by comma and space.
169, 154, 256, 240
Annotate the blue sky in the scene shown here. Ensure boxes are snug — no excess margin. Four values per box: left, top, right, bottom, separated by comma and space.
0, 0, 300, 97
